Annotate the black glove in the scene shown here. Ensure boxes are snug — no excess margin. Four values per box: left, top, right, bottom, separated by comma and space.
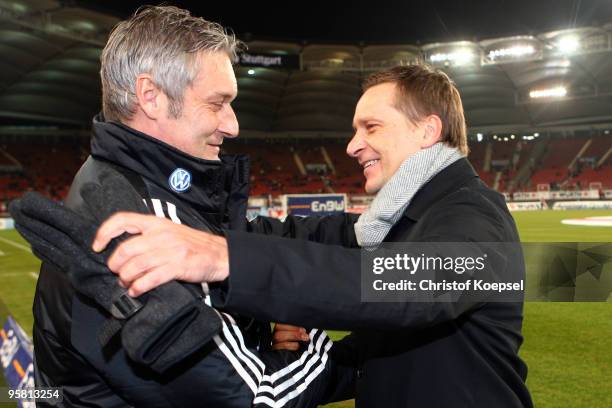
9, 167, 222, 373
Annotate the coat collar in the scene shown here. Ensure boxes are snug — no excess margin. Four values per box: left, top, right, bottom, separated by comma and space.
403, 158, 479, 221
89, 114, 249, 218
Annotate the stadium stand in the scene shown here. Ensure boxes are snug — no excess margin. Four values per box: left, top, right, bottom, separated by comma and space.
0, 137, 87, 202
0, 1, 611, 205
2, 133, 612, 204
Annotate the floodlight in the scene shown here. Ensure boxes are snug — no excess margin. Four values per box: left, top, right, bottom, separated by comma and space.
488, 45, 535, 60
556, 36, 579, 53
529, 86, 567, 99
430, 49, 475, 65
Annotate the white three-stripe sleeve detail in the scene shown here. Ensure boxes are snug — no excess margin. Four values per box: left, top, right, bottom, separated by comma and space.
227, 316, 266, 372
266, 342, 332, 408
213, 334, 259, 395
253, 330, 332, 408
258, 330, 329, 396
220, 321, 263, 382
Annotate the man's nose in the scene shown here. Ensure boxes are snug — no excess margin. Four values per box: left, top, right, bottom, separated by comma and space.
346, 133, 365, 158
219, 105, 239, 138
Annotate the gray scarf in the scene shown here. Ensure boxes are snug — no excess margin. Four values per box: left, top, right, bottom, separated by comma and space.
355, 143, 464, 250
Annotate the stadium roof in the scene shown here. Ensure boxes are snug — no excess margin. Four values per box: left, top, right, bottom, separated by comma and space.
1, 0, 612, 135
82, 0, 612, 44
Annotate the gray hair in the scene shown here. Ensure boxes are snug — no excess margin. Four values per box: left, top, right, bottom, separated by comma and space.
100, 5, 243, 122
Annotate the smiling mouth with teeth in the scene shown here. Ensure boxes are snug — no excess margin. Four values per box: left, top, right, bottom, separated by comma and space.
364, 159, 379, 169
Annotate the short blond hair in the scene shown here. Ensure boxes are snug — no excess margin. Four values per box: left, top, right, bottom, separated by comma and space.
363, 64, 469, 155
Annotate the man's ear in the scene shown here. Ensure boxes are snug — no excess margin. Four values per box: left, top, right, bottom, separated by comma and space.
421, 114, 443, 148
135, 74, 166, 120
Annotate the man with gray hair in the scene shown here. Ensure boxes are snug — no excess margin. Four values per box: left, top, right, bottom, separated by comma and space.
27, 5, 353, 407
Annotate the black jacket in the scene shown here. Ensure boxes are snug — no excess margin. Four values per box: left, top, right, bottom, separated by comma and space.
213, 158, 533, 408
32, 118, 353, 407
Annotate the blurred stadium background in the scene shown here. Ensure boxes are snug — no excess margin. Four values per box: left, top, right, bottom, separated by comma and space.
0, 1, 611, 407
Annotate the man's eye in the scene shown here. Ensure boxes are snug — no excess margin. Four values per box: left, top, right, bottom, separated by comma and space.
366, 124, 378, 132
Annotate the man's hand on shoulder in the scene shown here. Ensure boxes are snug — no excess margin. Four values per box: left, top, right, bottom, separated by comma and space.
92, 212, 229, 296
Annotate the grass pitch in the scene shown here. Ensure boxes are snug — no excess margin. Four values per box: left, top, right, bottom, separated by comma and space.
0, 210, 611, 407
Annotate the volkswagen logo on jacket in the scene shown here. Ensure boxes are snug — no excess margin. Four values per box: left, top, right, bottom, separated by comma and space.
169, 168, 191, 193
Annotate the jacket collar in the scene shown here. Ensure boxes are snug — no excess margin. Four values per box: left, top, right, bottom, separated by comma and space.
89, 115, 249, 219
403, 158, 479, 221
